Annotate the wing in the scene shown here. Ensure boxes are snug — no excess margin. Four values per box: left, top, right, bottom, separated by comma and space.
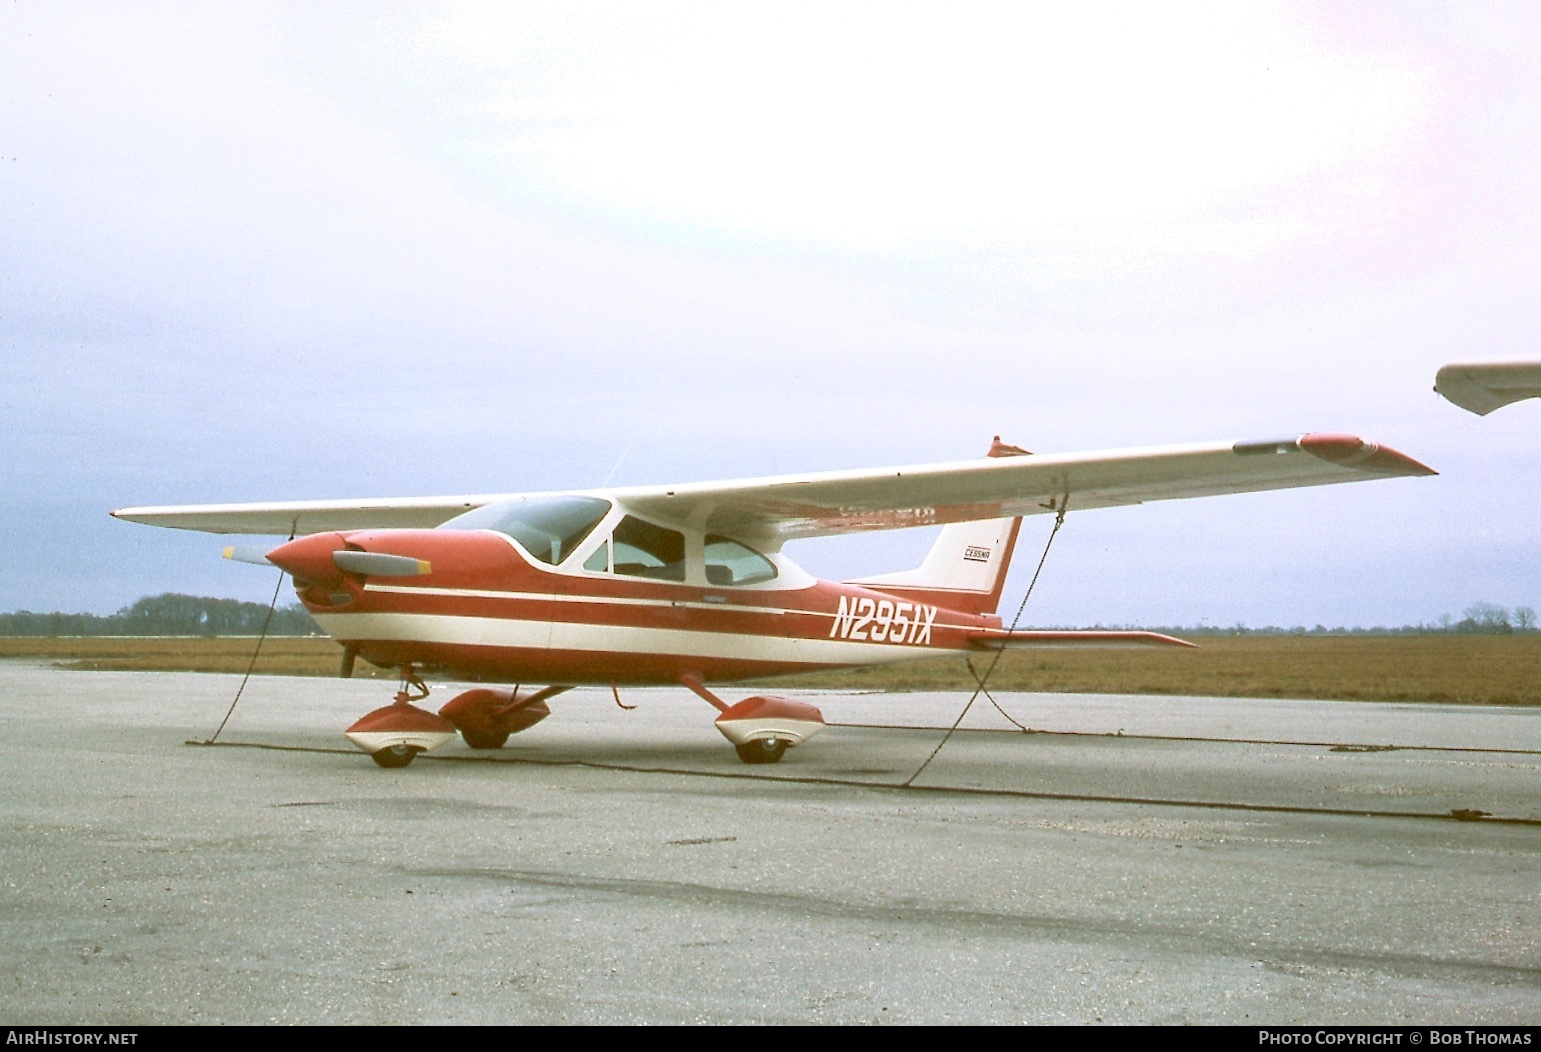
110, 493, 525, 535
112, 432, 1432, 539
1434, 360, 1541, 416
611, 432, 1433, 543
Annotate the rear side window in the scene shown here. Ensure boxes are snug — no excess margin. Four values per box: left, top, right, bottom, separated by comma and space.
704, 535, 777, 586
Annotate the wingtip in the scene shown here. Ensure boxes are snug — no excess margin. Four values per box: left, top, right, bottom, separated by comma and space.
1297, 433, 1437, 477
110, 506, 159, 523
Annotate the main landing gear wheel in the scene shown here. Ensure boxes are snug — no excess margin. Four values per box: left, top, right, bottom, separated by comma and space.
735, 738, 788, 765
460, 730, 510, 751
371, 744, 422, 769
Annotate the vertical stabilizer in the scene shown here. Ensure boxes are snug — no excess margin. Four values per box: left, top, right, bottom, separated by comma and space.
850, 516, 1023, 616
848, 436, 1030, 616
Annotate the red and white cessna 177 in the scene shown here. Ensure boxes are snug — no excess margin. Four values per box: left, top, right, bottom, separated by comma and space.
113, 433, 1433, 768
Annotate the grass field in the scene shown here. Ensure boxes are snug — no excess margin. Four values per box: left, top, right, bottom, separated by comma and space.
3, 634, 1538, 706
0, 637, 386, 678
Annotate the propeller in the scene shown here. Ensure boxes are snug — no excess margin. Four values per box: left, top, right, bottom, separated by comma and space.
222, 544, 278, 566
223, 540, 432, 579
221, 541, 427, 684
331, 551, 432, 577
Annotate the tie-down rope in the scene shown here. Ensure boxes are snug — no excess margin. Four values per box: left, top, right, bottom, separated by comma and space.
902, 502, 1068, 786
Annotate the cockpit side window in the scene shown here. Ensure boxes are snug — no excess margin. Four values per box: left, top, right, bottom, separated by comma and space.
704, 535, 777, 586
583, 539, 611, 574
608, 516, 686, 582
438, 496, 611, 566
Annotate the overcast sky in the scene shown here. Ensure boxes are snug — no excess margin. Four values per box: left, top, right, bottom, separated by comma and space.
4, 2, 1539, 628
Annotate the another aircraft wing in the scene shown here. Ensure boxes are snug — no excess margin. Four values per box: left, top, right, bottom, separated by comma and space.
1434, 360, 1541, 416
113, 432, 1433, 540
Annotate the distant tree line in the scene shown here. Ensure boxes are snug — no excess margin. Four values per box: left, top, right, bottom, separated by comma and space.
1094, 602, 1538, 636
0, 593, 320, 637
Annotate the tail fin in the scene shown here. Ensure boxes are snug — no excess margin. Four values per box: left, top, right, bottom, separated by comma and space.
849, 435, 1030, 617
850, 516, 1023, 616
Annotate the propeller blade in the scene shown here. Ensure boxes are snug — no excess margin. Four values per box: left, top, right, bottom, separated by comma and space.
222, 544, 278, 566
332, 551, 432, 577
340, 645, 357, 679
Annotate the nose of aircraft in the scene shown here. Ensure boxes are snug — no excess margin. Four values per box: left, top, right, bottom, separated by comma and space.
265, 532, 349, 586
265, 532, 437, 586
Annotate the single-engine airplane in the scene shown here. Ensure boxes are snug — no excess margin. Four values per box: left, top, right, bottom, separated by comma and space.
113, 432, 1434, 768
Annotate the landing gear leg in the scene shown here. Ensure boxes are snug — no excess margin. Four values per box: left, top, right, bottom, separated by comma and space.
395, 667, 430, 705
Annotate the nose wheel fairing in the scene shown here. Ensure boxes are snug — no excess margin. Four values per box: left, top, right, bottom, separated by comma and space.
344, 698, 457, 766
344, 670, 456, 768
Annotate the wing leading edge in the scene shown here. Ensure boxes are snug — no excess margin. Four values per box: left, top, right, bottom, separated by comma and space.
112, 432, 1433, 539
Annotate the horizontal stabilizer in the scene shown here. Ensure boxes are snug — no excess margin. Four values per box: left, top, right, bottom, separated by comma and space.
969, 630, 1196, 650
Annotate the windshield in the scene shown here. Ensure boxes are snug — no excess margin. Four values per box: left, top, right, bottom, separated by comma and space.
439, 496, 611, 566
